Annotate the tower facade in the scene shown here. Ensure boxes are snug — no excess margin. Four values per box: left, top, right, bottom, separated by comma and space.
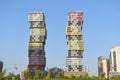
28, 12, 47, 75
109, 46, 120, 76
66, 12, 84, 72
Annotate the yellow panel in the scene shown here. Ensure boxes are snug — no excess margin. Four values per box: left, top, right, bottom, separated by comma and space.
28, 43, 44, 50
68, 40, 84, 50
66, 26, 82, 36
30, 28, 46, 36
28, 43, 43, 47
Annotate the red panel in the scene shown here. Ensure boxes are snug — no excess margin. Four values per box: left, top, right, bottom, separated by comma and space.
29, 56, 46, 66
29, 63, 45, 65
29, 62, 45, 66
68, 12, 83, 21
29, 57, 44, 60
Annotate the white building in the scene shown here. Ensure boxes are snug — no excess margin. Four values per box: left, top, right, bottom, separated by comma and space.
109, 46, 120, 76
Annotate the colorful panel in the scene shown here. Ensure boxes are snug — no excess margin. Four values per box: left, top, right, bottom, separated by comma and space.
30, 35, 45, 42
66, 26, 82, 36
28, 13, 44, 21
67, 36, 81, 40
28, 46, 44, 50
66, 58, 82, 66
68, 20, 83, 26
30, 21, 45, 28
29, 56, 45, 66
28, 50, 45, 56
68, 40, 84, 50
68, 12, 83, 21
28, 43, 43, 47
68, 50, 83, 58
30, 28, 46, 36
28, 43, 44, 50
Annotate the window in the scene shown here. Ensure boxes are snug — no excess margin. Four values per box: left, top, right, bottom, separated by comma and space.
113, 51, 117, 71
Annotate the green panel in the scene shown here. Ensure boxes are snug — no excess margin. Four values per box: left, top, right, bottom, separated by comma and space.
39, 28, 46, 36
68, 40, 84, 50
30, 28, 46, 36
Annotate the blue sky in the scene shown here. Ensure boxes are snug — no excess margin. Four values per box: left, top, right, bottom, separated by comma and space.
0, 0, 120, 76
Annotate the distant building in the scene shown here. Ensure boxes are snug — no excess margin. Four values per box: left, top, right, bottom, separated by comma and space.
49, 67, 63, 72
109, 46, 120, 77
28, 12, 47, 76
0, 61, 3, 72
98, 56, 109, 78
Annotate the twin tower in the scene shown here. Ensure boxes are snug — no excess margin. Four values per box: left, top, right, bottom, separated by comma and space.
28, 12, 84, 75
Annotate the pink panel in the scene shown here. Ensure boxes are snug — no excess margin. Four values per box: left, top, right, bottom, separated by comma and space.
29, 56, 45, 65
68, 12, 83, 21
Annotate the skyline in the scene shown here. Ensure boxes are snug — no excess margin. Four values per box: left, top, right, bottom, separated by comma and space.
0, 0, 120, 76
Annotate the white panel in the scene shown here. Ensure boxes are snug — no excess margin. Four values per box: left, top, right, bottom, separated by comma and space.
28, 13, 44, 21
66, 58, 82, 66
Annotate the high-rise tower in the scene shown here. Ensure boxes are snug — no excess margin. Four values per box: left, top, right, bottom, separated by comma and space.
66, 12, 84, 72
28, 12, 47, 75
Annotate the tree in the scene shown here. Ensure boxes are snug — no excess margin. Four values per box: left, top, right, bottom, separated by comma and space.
14, 74, 20, 80
5, 72, 15, 80
21, 68, 32, 80
45, 70, 55, 80
99, 72, 106, 80
33, 70, 44, 79
0, 69, 6, 80
111, 75, 120, 80
55, 72, 64, 78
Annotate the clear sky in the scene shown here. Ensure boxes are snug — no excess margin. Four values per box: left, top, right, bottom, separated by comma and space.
0, 0, 120, 76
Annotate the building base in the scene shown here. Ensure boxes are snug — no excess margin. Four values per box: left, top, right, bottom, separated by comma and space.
64, 71, 88, 77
